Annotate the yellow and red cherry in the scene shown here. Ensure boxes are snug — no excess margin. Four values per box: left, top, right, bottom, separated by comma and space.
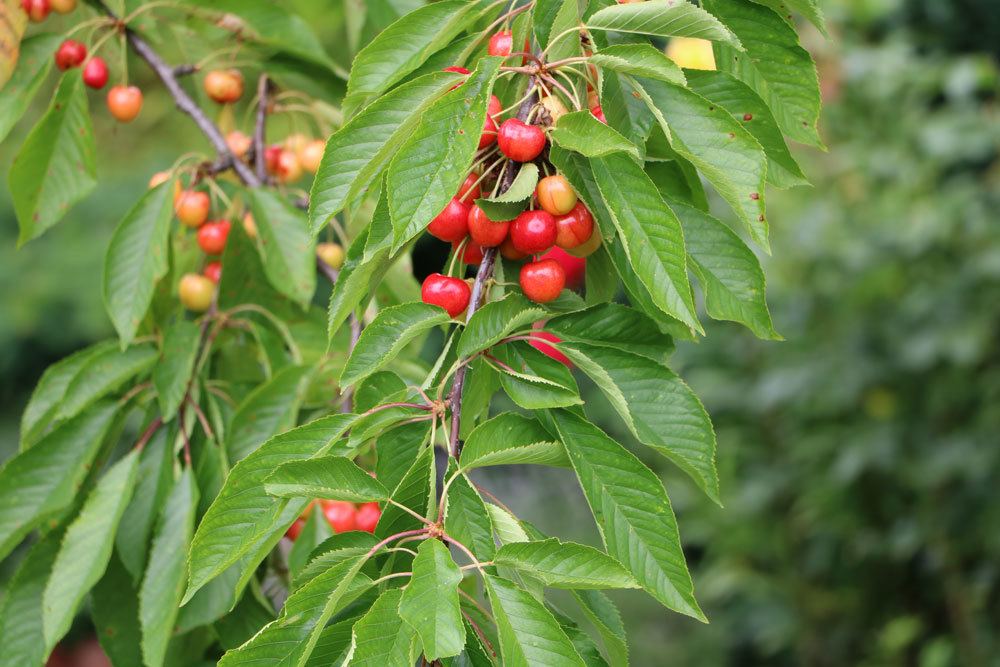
226, 131, 252, 159
323, 500, 357, 533
299, 139, 325, 173
50, 0, 75, 12
55, 40, 86, 71
536, 174, 577, 216
355, 502, 381, 533
179, 273, 215, 312
203, 69, 244, 104
317, 242, 345, 269
197, 220, 231, 255
203, 261, 222, 284
107, 85, 143, 122
498, 118, 546, 162
540, 246, 585, 289
555, 202, 594, 249
510, 209, 557, 254
175, 190, 210, 228
421, 273, 471, 317
428, 197, 470, 242
566, 224, 602, 258
488, 30, 514, 57
540, 95, 569, 123
520, 258, 566, 303
82, 57, 108, 89
467, 205, 509, 247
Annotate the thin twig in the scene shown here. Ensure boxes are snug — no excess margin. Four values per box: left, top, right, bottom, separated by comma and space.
133, 417, 163, 452
253, 74, 270, 182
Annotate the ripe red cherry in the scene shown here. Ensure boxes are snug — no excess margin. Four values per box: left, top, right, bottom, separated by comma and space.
540, 246, 586, 289
54, 40, 86, 71
197, 220, 231, 255
422, 273, 471, 317
555, 202, 595, 250
453, 239, 485, 265
323, 501, 357, 533
467, 205, 510, 247
498, 119, 546, 162
529, 330, 572, 366
488, 30, 513, 57
355, 502, 381, 533
536, 174, 578, 216
264, 145, 283, 173
428, 197, 470, 242
82, 57, 108, 89
510, 209, 557, 254
457, 172, 481, 202
479, 95, 502, 150
22, 0, 50, 22
285, 518, 305, 541
107, 85, 143, 122
203, 261, 222, 284
591, 105, 607, 124
520, 259, 566, 303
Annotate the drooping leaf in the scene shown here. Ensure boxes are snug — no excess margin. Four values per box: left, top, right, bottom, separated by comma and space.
0, 33, 59, 142
487, 504, 530, 546
388, 56, 502, 249
753, 0, 827, 34
140, 468, 198, 667
340, 302, 450, 387
225, 364, 314, 464
103, 181, 176, 345
550, 111, 641, 159
264, 456, 389, 501
0, 527, 63, 667
457, 293, 546, 358
544, 303, 674, 364
544, 0, 584, 65
444, 468, 497, 561
152, 319, 201, 420
293, 531, 378, 591
11, 73, 96, 245
460, 412, 569, 470
326, 206, 393, 337
350, 588, 419, 666
398, 538, 466, 660
486, 574, 587, 667
55, 343, 157, 422
474, 162, 538, 222
91, 552, 143, 667
42, 450, 140, 651
588, 44, 686, 86
247, 188, 317, 306
551, 410, 704, 620
494, 538, 639, 590
587, 1, 741, 48
574, 591, 629, 667
0, 402, 118, 560
493, 341, 583, 410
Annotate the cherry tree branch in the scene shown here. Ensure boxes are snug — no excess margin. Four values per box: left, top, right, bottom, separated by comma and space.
253, 74, 271, 182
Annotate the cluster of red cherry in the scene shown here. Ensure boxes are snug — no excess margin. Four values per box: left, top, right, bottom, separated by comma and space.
285, 500, 382, 541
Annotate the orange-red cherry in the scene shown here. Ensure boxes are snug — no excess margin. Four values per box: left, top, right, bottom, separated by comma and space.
510, 209, 557, 254
555, 202, 594, 249
175, 190, 210, 228
323, 501, 357, 533
488, 30, 513, 57
197, 220, 231, 255
529, 330, 572, 366
428, 197, 470, 242
520, 258, 566, 303
453, 239, 485, 265
467, 205, 510, 247
203, 69, 244, 104
285, 518, 305, 541
536, 174, 578, 216
422, 273, 471, 317
22, 0, 50, 22
591, 105, 607, 124
355, 502, 381, 533
498, 119, 546, 162
540, 246, 586, 289
479, 95, 502, 150
500, 236, 527, 261
203, 261, 222, 284
107, 85, 143, 123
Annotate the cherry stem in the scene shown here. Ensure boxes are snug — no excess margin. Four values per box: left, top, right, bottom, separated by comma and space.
185, 395, 216, 441
463, 609, 498, 657
133, 417, 163, 452
365, 528, 430, 560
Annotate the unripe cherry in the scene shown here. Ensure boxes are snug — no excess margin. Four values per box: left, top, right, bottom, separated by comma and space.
81, 57, 108, 89
174, 190, 210, 228
54, 40, 86, 71
540, 246, 585, 289
457, 172, 481, 202
50, 0, 75, 12
22, 0, 50, 22
498, 118, 546, 162
226, 131, 252, 159
203, 69, 244, 104
467, 205, 509, 247
453, 239, 485, 265
203, 261, 222, 284
148, 171, 180, 201
355, 502, 381, 533
107, 85, 143, 122
317, 242, 345, 269
520, 258, 566, 303
427, 197, 470, 242
299, 139, 325, 173
323, 500, 357, 533
421, 273, 471, 317
284, 133, 310, 155
274, 149, 302, 183
242, 212, 258, 240
510, 209, 557, 254
554, 202, 594, 249
479, 95, 502, 150
536, 174, 577, 216
488, 30, 513, 57
179, 273, 215, 312
197, 220, 231, 255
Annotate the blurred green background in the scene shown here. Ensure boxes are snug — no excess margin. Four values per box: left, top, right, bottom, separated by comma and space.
3, 0, 999, 665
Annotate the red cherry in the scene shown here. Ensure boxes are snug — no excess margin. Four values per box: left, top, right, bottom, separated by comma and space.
264, 145, 283, 173
520, 258, 566, 303
54, 39, 86, 71
467, 205, 510, 247
428, 197, 470, 242
453, 239, 485, 265
81, 57, 109, 89
555, 202, 595, 250
479, 95, 502, 150
540, 246, 586, 290
285, 518, 305, 541
197, 220, 231, 255
529, 330, 572, 366
203, 261, 222, 284
22, 0, 50, 22
498, 119, 546, 162
444, 65, 470, 91
591, 105, 607, 124
500, 235, 528, 261
323, 501, 358, 533
355, 502, 381, 533
421, 273, 471, 317
107, 85, 143, 122
457, 172, 481, 203
510, 209, 557, 255
488, 30, 514, 57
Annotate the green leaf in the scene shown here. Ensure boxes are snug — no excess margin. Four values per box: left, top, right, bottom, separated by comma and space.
493, 341, 583, 410
293, 531, 378, 591
117, 424, 174, 582
152, 319, 201, 420
350, 588, 419, 666
486, 574, 587, 667
55, 342, 157, 422
11, 73, 96, 246
633, 77, 769, 249
685, 68, 808, 188
473, 163, 539, 222
544, 303, 674, 364
185, 413, 356, 603
388, 56, 502, 249
103, 181, 176, 345
545, 0, 584, 65
588, 1, 741, 48
589, 152, 701, 332
43, 450, 140, 651
551, 111, 642, 159
375, 420, 431, 493
588, 43, 686, 86
19, 340, 116, 449
672, 198, 779, 338
287, 509, 333, 580
550, 410, 704, 620
0, 33, 60, 143
375, 444, 433, 539
340, 302, 450, 387
264, 456, 389, 501
460, 412, 569, 470
225, 364, 314, 464
457, 293, 546, 358
703, 0, 823, 147
326, 208, 393, 337
444, 468, 497, 561
495, 537, 639, 590
247, 188, 317, 305
0, 402, 117, 560
557, 342, 720, 503
600, 71, 656, 156
399, 538, 466, 660
0, 527, 63, 667
140, 468, 198, 667
574, 591, 628, 667
304, 615, 359, 667
92, 552, 143, 667
751, 0, 828, 36
309, 71, 457, 234
486, 504, 530, 545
